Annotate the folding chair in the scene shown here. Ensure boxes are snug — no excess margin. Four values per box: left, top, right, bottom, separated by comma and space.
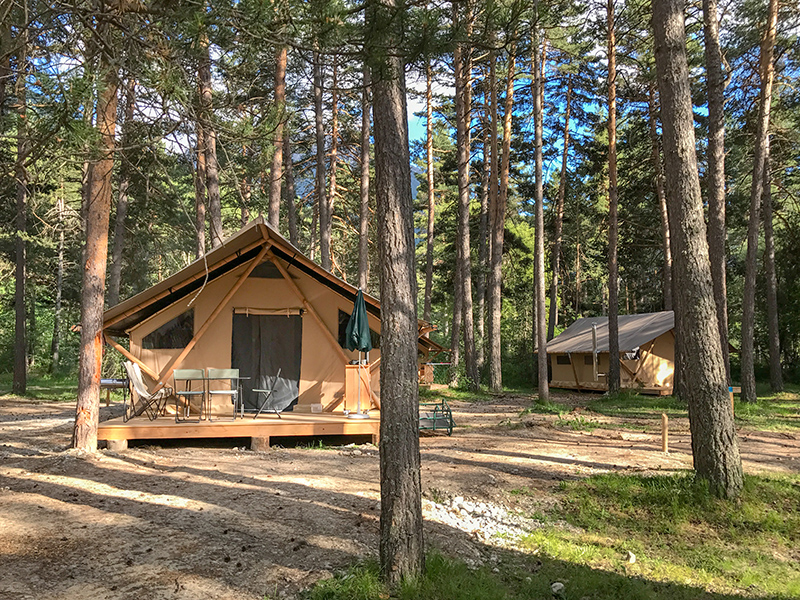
173, 368, 206, 422
123, 361, 172, 421
206, 368, 241, 421
252, 368, 284, 419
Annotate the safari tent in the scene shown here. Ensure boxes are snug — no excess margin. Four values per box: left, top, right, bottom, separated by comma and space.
101, 216, 441, 423
546, 311, 675, 395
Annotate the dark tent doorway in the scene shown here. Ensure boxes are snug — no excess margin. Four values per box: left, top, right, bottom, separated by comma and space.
231, 312, 303, 413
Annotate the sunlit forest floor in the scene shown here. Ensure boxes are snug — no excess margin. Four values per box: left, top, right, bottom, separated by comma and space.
0, 379, 798, 599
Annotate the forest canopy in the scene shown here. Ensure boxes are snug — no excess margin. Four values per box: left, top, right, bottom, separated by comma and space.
0, 0, 798, 394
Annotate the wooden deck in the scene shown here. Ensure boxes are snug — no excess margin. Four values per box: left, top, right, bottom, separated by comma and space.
97, 412, 380, 448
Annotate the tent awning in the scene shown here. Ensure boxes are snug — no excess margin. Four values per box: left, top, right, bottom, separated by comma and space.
546, 311, 674, 354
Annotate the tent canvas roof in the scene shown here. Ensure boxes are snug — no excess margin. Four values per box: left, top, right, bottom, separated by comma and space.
102, 217, 443, 351
546, 311, 674, 354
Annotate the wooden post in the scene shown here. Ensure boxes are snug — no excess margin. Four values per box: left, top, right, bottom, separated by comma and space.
661, 412, 668, 453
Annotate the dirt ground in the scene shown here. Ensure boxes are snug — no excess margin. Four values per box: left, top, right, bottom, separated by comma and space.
0, 392, 798, 600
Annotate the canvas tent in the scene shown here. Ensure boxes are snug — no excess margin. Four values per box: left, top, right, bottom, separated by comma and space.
103, 217, 442, 417
546, 311, 675, 394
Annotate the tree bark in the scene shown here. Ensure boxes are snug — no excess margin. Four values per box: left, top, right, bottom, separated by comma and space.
606, 0, 620, 395
74, 34, 119, 452
367, 0, 425, 583
476, 116, 490, 372
487, 41, 502, 392
762, 145, 782, 392
284, 130, 298, 246
326, 59, 339, 270
703, 0, 729, 383
0, 12, 10, 117
652, 0, 743, 498
13, 9, 28, 395
199, 32, 222, 248
269, 45, 287, 228
358, 63, 371, 291
449, 261, 462, 386
108, 77, 135, 307
313, 50, 329, 269
51, 185, 65, 374
453, 2, 478, 390
741, 0, 778, 404
547, 75, 571, 341
648, 83, 673, 312
531, 26, 548, 399
423, 59, 435, 324
194, 122, 207, 258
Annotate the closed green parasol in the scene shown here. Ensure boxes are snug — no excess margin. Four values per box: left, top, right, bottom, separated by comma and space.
345, 289, 373, 352
345, 289, 372, 418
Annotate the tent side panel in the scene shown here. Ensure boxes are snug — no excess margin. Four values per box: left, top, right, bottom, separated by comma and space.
126, 260, 383, 414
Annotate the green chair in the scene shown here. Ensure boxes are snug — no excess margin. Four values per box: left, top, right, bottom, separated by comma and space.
173, 368, 206, 422
206, 368, 241, 421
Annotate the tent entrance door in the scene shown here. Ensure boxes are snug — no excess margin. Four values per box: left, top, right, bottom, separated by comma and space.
231, 313, 303, 413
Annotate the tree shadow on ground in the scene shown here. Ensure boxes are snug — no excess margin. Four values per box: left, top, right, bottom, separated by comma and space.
0, 442, 795, 600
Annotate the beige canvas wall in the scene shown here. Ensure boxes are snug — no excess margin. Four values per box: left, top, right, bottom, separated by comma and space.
549, 331, 674, 393
128, 257, 382, 414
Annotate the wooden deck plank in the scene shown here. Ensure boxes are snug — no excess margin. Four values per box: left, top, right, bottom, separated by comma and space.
97, 413, 379, 441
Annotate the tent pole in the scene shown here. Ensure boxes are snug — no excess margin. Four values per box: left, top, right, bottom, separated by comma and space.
152, 243, 272, 392
103, 239, 267, 330
103, 332, 160, 380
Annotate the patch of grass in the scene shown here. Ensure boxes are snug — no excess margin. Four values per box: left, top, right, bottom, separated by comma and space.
419, 386, 495, 403
520, 399, 565, 416
586, 385, 800, 431
419, 384, 538, 405
305, 554, 513, 600
0, 371, 78, 402
588, 391, 687, 419
553, 415, 597, 432
305, 560, 386, 600
732, 385, 800, 430
517, 472, 800, 598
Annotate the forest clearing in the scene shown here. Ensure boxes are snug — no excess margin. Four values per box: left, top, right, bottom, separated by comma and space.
2, 0, 800, 596
0, 386, 798, 600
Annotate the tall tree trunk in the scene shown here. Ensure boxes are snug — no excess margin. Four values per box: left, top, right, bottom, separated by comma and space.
606, 0, 620, 394
703, 0, 729, 382
194, 123, 207, 258
647, 83, 673, 312
108, 77, 135, 307
367, 0, 424, 583
547, 75, 571, 341
476, 116, 490, 371
741, 0, 778, 403
284, 131, 298, 246
454, 3, 478, 389
269, 45, 287, 228
762, 146, 782, 392
359, 64, 371, 291
314, 50, 330, 269
531, 24, 548, 398
653, 0, 743, 498
13, 10, 28, 395
51, 185, 64, 374
0, 11, 11, 117
449, 262, 463, 385
423, 59, 435, 323
199, 33, 222, 248
327, 60, 339, 269
74, 35, 119, 452
487, 41, 503, 392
